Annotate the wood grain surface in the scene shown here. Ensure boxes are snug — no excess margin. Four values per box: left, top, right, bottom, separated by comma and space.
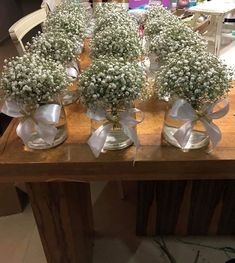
27, 182, 93, 263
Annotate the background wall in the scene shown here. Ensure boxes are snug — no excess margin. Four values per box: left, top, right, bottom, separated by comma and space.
0, 0, 41, 42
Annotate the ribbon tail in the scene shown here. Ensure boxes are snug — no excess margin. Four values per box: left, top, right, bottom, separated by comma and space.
88, 124, 112, 158
1, 101, 23, 118
36, 123, 58, 145
207, 99, 229, 120
201, 118, 221, 149
174, 121, 193, 149
168, 99, 196, 121
66, 61, 79, 79
122, 125, 140, 148
16, 119, 35, 145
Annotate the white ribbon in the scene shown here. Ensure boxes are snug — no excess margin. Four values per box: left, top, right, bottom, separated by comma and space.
168, 99, 229, 149
87, 108, 144, 158
66, 60, 79, 80
1, 100, 61, 145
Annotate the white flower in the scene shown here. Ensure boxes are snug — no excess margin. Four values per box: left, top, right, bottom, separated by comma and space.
26, 31, 79, 64
94, 3, 137, 34
91, 24, 142, 61
79, 58, 146, 113
43, 2, 87, 43
155, 47, 233, 110
0, 53, 69, 107
149, 24, 207, 63
144, 4, 181, 37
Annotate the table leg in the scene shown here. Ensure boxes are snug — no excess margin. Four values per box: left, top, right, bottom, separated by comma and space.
136, 181, 155, 235
214, 15, 224, 56
26, 182, 93, 263
191, 13, 200, 29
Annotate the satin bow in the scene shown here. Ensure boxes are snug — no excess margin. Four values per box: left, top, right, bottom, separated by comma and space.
66, 61, 79, 80
87, 108, 144, 158
1, 100, 61, 145
168, 99, 229, 149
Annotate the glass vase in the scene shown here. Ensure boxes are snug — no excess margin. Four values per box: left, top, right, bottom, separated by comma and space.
103, 124, 133, 151
91, 111, 133, 151
25, 100, 68, 150
162, 107, 209, 151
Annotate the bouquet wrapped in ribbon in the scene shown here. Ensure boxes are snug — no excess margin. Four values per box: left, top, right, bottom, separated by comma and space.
149, 24, 207, 64
94, 3, 137, 34
79, 58, 146, 157
91, 4, 141, 62
90, 24, 142, 61
26, 31, 81, 105
43, 1, 86, 45
155, 47, 233, 150
144, 4, 181, 38
26, 31, 81, 65
0, 53, 69, 149
144, 4, 183, 75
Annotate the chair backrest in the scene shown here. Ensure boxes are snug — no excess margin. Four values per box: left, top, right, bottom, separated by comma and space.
9, 8, 47, 56
193, 17, 211, 34
41, 0, 61, 13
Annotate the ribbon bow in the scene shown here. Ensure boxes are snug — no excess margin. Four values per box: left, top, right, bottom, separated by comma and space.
66, 61, 79, 80
168, 99, 229, 149
1, 100, 61, 145
87, 108, 144, 158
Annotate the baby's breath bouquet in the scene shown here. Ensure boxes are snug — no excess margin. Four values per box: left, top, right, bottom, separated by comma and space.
143, 5, 182, 75
57, 0, 93, 37
1, 53, 69, 107
79, 58, 145, 113
157, 48, 233, 150
26, 32, 80, 64
94, 3, 125, 16
26, 31, 82, 105
144, 5, 183, 39
149, 24, 207, 64
0, 53, 69, 149
94, 3, 137, 34
144, 4, 181, 38
79, 58, 146, 156
90, 24, 142, 61
156, 48, 232, 109
145, 4, 170, 22
43, 2, 86, 42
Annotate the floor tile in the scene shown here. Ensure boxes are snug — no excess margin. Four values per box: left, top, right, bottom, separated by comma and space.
23, 226, 46, 263
0, 206, 35, 263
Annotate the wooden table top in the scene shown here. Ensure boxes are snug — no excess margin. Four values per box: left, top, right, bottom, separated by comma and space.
0, 41, 235, 183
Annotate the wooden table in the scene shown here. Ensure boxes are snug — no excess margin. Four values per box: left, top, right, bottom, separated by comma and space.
1, 43, 235, 262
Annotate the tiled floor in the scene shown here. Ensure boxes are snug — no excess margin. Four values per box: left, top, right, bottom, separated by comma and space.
0, 182, 235, 263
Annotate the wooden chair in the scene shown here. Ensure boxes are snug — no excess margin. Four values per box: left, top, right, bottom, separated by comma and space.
8, 8, 47, 56
193, 16, 211, 34
41, 0, 62, 13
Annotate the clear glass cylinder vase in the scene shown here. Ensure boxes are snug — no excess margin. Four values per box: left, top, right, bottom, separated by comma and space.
103, 124, 133, 151
25, 101, 68, 150
162, 108, 209, 151
91, 111, 133, 151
